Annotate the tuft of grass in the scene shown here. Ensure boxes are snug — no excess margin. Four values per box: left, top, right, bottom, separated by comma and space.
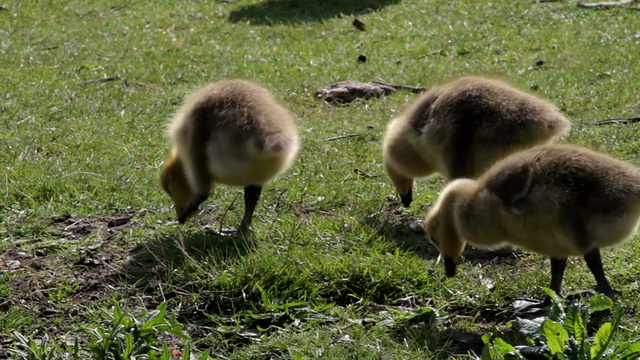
1, 0, 640, 358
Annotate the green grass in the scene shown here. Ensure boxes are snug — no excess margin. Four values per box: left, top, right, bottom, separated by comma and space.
1, 0, 640, 358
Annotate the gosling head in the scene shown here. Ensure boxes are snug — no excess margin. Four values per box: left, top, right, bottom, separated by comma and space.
424, 179, 476, 277
383, 159, 415, 207
159, 153, 195, 223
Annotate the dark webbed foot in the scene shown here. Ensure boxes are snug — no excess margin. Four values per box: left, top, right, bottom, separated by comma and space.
399, 188, 413, 207
512, 257, 567, 313
583, 247, 616, 299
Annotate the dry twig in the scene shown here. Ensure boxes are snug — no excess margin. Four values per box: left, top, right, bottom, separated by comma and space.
325, 134, 361, 141
76, 75, 120, 85
578, 0, 639, 8
588, 117, 640, 125
315, 80, 428, 103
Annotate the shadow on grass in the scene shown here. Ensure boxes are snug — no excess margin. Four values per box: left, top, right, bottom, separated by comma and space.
389, 323, 485, 358
361, 208, 438, 258
361, 203, 525, 274
228, 0, 402, 25
120, 227, 255, 289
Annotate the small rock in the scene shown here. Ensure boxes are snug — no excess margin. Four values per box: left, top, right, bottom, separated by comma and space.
5, 260, 20, 269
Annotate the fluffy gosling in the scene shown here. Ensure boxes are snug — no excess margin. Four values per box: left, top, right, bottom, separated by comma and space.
159, 79, 299, 234
383, 76, 570, 207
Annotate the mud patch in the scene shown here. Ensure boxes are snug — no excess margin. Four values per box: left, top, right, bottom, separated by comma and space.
447, 302, 521, 324
0, 210, 152, 352
48, 211, 141, 238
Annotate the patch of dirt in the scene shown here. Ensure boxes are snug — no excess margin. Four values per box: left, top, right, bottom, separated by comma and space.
460, 246, 530, 269
442, 328, 485, 355
48, 211, 141, 238
0, 210, 153, 350
446, 302, 520, 324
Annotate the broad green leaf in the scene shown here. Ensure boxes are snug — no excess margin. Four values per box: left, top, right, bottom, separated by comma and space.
587, 295, 613, 312
590, 323, 612, 359
481, 342, 503, 360
543, 288, 565, 321
168, 314, 189, 339
493, 338, 521, 358
564, 306, 586, 344
540, 319, 568, 355
482, 333, 493, 345
591, 307, 625, 360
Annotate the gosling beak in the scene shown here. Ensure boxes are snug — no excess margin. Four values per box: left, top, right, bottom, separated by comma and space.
176, 206, 187, 224
444, 256, 457, 277
177, 193, 208, 224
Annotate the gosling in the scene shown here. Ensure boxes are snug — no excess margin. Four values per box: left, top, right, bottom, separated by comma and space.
159, 79, 300, 234
383, 76, 570, 207
424, 144, 640, 304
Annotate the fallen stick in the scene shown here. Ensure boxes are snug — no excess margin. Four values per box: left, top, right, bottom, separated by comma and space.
371, 81, 428, 93
315, 80, 427, 103
325, 134, 361, 141
578, 0, 639, 8
588, 117, 640, 125
76, 75, 120, 85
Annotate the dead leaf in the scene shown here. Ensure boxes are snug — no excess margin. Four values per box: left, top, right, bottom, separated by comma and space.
354, 169, 376, 178
352, 18, 366, 31
107, 216, 131, 228
51, 213, 71, 223
332, 334, 353, 343
171, 348, 183, 357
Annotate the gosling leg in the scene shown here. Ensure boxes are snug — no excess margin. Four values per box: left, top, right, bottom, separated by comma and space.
549, 257, 568, 297
528, 257, 567, 309
583, 247, 615, 298
238, 185, 262, 234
